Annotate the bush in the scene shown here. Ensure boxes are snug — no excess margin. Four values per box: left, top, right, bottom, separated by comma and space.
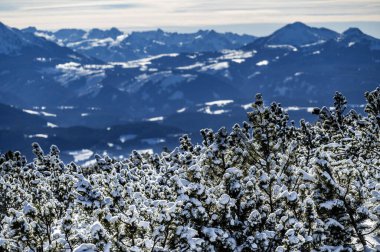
0, 89, 379, 251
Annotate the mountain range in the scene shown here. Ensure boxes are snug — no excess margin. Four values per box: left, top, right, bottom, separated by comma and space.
22, 26, 256, 62
1, 21, 379, 161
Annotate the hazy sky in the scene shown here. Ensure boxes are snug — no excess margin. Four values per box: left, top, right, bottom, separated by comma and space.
1, 0, 380, 37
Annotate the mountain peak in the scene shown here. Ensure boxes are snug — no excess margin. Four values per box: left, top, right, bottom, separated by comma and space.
343, 27, 364, 36
254, 22, 339, 47
87, 27, 123, 39
340, 27, 380, 50
284, 21, 310, 30
0, 21, 10, 31
22, 26, 38, 34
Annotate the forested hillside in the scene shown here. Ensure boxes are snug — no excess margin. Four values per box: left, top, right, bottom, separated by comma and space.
0, 88, 379, 251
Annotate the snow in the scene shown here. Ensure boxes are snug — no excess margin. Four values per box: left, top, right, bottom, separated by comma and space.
73, 244, 97, 252
28, 134, 48, 139
90, 222, 104, 239
68, 149, 94, 162
135, 149, 154, 155
241, 103, 252, 110
299, 170, 315, 182
153, 40, 165, 45
146, 116, 164, 122
198, 101, 232, 114
266, 44, 298, 51
201, 62, 229, 71
40, 111, 57, 117
205, 100, 234, 107
81, 159, 97, 167
325, 218, 345, 229
232, 59, 245, 63
218, 50, 256, 63
34, 31, 56, 42
320, 200, 343, 210
23, 203, 36, 215
141, 138, 166, 145
47, 122, 58, 128
177, 107, 187, 113
176, 62, 205, 70
202, 227, 218, 242
285, 106, 301, 111
138, 221, 150, 229
111, 53, 179, 69
23, 109, 40, 115
287, 192, 298, 202
35, 57, 47, 62
219, 194, 231, 205
300, 40, 326, 47
119, 134, 137, 143
2, 87, 380, 251
203, 107, 230, 115
256, 60, 269, 66
55, 62, 111, 86
23, 109, 57, 117
70, 38, 117, 49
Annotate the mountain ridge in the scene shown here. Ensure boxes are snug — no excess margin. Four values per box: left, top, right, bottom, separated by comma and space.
0, 20, 379, 122
22, 26, 256, 62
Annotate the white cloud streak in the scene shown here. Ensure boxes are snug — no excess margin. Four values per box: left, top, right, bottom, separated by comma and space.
0, 0, 379, 32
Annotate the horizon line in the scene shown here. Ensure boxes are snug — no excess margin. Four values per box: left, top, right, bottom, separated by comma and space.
4, 20, 380, 38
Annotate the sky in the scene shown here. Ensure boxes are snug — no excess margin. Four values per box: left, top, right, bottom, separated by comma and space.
0, 0, 379, 37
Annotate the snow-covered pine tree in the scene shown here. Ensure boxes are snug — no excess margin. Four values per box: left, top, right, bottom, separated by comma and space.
312, 92, 378, 251
0, 88, 379, 251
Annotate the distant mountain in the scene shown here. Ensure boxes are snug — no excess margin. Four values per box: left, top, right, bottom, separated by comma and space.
2, 21, 380, 160
245, 22, 339, 48
339, 27, 380, 50
0, 120, 185, 162
87, 28, 123, 40
0, 103, 46, 130
0, 22, 30, 55
23, 28, 256, 62
0, 23, 84, 59
0, 22, 101, 106
0, 21, 379, 125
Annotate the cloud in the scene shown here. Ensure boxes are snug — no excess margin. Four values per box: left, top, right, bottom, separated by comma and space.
21, 1, 141, 11
0, 0, 379, 31
0, 3, 19, 11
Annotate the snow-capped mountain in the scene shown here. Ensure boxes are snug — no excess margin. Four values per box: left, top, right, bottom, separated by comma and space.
1, 20, 380, 159
23, 27, 256, 62
0, 22, 72, 56
1, 21, 379, 128
0, 23, 101, 107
